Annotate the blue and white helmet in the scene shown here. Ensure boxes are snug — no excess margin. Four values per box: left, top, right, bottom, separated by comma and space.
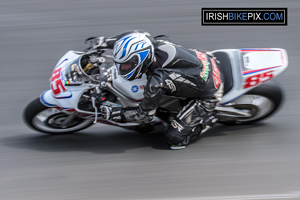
113, 32, 154, 81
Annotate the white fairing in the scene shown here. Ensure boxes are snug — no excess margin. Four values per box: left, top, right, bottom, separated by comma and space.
111, 66, 147, 101
41, 51, 98, 112
212, 48, 288, 105
41, 50, 147, 115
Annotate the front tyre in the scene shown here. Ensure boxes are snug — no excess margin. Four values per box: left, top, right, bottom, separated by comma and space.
219, 80, 283, 125
23, 98, 94, 134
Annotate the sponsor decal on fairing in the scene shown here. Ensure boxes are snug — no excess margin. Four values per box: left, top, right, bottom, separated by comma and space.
131, 85, 139, 93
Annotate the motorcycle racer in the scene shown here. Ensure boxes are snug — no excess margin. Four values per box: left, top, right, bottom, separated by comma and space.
95, 30, 224, 149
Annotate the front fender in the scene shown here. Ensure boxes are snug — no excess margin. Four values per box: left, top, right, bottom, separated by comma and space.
40, 90, 58, 107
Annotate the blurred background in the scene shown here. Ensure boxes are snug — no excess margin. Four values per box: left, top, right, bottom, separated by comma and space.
1, 0, 300, 199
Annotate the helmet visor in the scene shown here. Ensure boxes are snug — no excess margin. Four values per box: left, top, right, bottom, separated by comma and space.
116, 55, 139, 76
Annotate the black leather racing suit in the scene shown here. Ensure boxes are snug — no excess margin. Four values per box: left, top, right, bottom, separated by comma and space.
103, 31, 224, 146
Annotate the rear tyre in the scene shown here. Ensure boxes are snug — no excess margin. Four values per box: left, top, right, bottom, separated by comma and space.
23, 98, 94, 134
220, 80, 283, 125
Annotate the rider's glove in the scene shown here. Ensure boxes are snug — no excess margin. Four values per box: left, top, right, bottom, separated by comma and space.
122, 106, 156, 124
100, 105, 123, 122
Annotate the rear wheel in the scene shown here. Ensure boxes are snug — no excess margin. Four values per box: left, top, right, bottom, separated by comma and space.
219, 80, 283, 125
23, 98, 94, 134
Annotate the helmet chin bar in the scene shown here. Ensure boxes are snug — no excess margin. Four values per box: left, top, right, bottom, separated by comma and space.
123, 66, 141, 81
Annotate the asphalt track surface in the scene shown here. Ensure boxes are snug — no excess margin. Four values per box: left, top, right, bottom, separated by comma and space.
1, 0, 300, 199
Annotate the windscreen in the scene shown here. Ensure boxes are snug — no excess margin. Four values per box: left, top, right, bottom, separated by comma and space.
62, 56, 98, 85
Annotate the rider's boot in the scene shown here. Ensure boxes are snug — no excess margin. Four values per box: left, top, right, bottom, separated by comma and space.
165, 99, 219, 150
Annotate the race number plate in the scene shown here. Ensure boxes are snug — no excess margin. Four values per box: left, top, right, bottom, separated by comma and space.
50, 68, 66, 96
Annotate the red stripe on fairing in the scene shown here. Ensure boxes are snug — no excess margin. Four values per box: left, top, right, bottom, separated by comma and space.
130, 99, 143, 102
65, 108, 76, 112
128, 97, 143, 102
53, 107, 76, 112
242, 66, 281, 75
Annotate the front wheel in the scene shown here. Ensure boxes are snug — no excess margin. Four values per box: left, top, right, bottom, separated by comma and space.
219, 80, 283, 125
23, 98, 94, 134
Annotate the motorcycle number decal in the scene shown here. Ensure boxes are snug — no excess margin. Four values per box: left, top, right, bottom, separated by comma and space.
244, 70, 274, 89
50, 68, 66, 95
212, 58, 221, 89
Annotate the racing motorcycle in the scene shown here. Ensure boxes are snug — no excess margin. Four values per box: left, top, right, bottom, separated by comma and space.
23, 39, 288, 135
